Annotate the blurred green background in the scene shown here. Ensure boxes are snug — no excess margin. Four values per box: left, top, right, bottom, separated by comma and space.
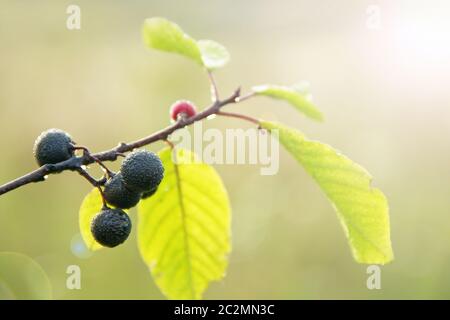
1, 0, 450, 299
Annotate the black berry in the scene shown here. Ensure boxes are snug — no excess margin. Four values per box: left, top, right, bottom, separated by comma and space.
103, 173, 141, 209
121, 150, 164, 193
91, 208, 131, 248
141, 186, 158, 199
33, 129, 74, 166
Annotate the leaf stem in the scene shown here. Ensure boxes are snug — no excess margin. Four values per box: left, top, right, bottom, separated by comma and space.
207, 70, 219, 102
216, 111, 260, 125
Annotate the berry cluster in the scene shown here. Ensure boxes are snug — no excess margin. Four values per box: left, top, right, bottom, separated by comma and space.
94, 150, 164, 247
103, 150, 164, 209
31, 101, 198, 247
33, 129, 165, 248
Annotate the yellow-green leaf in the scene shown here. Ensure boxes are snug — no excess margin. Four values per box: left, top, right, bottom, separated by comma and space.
142, 17, 230, 70
78, 188, 105, 251
138, 148, 231, 299
142, 17, 203, 65
0, 252, 52, 300
253, 84, 324, 121
197, 39, 230, 70
261, 121, 393, 264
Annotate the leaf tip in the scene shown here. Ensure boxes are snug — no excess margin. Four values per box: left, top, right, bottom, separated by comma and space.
354, 251, 394, 265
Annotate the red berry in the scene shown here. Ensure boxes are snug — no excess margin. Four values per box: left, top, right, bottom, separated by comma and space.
170, 100, 197, 121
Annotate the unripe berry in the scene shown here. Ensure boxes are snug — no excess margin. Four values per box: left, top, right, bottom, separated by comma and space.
170, 100, 197, 121
33, 129, 74, 166
91, 208, 131, 248
121, 150, 164, 193
103, 173, 141, 209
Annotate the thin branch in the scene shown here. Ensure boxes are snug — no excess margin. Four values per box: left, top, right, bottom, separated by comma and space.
73, 146, 114, 177
0, 159, 83, 195
235, 91, 255, 103
216, 111, 260, 125
0, 87, 245, 196
76, 167, 106, 187
76, 168, 107, 206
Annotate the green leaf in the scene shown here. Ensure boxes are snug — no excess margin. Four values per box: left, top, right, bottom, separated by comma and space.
138, 148, 231, 300
78, 188, 105, 251
0, 252, 52, 300
253, 84, 324, 121
291, 81, 312, 99
142, 18, 230, 70
197, 39, 230, 69
142, 17, 203, 65
260, 121, 393, 264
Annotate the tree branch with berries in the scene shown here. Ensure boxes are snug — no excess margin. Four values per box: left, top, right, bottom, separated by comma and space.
0, 17, 393, 300
0, 87, 245, 196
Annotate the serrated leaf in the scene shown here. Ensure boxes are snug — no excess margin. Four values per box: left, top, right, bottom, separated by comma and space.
0, 252, 52, 300
142, 17, 203, 65
138, 148, 231, 300
253, 85, 324, 121
197, 39, 230, 69
78, 188, 105, 251
260, 121, 393, 264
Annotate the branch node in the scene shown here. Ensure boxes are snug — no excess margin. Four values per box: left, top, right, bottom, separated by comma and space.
117, 142, 128, 151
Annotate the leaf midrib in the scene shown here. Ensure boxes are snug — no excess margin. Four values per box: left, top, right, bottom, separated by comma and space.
172, 149, 195, 299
